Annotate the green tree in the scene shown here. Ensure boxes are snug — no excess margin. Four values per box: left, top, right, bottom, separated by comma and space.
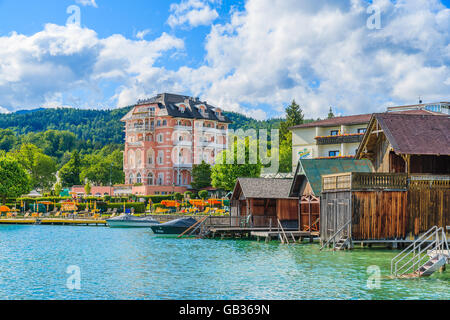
85, 181, 92, 195
184, 191, 192, 200
173, 192, 183, 201
328, 107, 335, 119
11, 144, 57, 191
59, 151, 82, 187
0, 156, 31, 204
212, 137, 262, 191
79, 147, 124, 185
279, 100, 304, 140
279, 139, 293, 173
198, 190, 208, 200
191, 161, 212, 190
277, 100, 305, 173
54, 182, 62, 196
0, 129, 18, 152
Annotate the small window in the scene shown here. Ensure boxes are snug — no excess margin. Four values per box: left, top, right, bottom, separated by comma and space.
330, 130, 339, 136
162, 120, 167, 126
358, 128, 366, 134
329, 151, 340, 157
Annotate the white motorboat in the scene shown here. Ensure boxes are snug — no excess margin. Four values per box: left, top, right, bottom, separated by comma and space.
106, 214, 160, 228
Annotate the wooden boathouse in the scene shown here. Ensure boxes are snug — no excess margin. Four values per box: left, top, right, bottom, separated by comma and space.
320, 113, 450, 248
230, 178, 299, 229
289, 158, 373, 232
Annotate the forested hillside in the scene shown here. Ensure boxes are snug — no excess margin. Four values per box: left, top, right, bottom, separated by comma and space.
0, 107, 284, 145
0, 107, 131, 146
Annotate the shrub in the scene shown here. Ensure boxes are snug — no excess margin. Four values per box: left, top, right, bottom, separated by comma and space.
198, 190, 208, 200
107, 202, 146, 213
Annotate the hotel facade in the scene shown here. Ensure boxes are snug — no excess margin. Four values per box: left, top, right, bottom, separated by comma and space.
289, 114, 372, 170
121, 93, 231, 195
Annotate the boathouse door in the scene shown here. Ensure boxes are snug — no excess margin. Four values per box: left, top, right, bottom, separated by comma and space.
321, 192, 351, 242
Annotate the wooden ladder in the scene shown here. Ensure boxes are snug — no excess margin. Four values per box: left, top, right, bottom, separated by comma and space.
178, 216, 209, 239
277, 219, 290, 244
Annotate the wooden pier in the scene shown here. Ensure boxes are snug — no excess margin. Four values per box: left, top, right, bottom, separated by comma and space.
207, 226, 319, 243
0, 218, 107, 226
251, 230, 319, 243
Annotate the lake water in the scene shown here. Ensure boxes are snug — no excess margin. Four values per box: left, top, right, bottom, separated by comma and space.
0, 225, 448, 300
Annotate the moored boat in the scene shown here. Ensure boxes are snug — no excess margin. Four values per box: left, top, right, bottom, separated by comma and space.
150, 217, 198, 235
106, 214, 160, 228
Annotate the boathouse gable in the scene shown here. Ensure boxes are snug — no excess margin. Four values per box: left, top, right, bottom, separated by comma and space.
230, 178, 299, 229
322, 113, 450, 245
289, 158, 373, 232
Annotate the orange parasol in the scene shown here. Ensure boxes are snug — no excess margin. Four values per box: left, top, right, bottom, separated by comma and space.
0, 206, 11, 212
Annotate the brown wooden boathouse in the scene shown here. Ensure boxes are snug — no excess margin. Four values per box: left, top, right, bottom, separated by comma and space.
320, 113, 450, 244
230, 178, 299, 229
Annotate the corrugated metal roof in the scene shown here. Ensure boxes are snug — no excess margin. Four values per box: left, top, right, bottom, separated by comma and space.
291, 158, 373, 196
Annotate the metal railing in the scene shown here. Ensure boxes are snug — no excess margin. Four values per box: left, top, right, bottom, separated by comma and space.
320, 218, 352, 251
391, 226, 449, 277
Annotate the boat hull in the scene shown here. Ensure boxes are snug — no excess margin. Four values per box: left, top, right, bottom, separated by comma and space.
106, 220, 159, 228
150, 225, 190, 235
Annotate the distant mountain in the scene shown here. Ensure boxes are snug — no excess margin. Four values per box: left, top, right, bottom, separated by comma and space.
14, 108, 47, 115
0, 107, 283, 146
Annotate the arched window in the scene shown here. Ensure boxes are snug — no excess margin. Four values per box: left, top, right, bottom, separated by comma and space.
136, 150, 142, 168
137, 173, 142, 184
128, 150, 135, 168
147, 173, 154, 186
158, 151, 164, 165
129, 173, 134, 185
147, 149, 154, 165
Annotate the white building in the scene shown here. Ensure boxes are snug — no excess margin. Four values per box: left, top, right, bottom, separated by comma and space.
289, 114, 373, 170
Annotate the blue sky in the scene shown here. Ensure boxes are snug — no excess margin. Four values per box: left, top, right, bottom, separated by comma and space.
0, 0, 448, 119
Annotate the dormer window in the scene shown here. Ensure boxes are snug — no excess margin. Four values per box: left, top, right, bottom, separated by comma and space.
198, 105, 207, 117
179, 104, 186, 113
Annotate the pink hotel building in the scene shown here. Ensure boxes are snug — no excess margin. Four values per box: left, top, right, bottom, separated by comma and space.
122, 93, 231, 195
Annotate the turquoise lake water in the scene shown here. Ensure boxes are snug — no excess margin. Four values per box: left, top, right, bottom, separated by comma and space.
0, 225, 448, 300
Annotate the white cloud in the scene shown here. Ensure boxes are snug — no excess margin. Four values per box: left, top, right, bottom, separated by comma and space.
168, 0, 219, 28
0, 24, 184, 111
176, 0, 450, 118
135, 29, 151, 40
0, 106, 10, 114
0, 0, 449, 119
75, 0, 98, 8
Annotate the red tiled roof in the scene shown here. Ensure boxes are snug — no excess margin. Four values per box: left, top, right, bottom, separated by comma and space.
289, 109, 443, 130
374, 113, 450, 155
289, 114, 372, 129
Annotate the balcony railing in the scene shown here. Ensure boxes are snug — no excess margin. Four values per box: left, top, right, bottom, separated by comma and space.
127, 125, 154, 132
174, 140, 193, 147
409, 175, 450, 189
174, 125, 193, 131
322, 172, 408, 191
315, 133, 364, 145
